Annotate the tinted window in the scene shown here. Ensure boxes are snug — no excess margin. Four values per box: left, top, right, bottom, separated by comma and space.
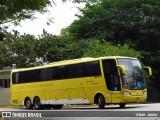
67, 63, 84, 78
12, 72, 19, 84
84, 61, 101, 77
12, 73, 16, 84
16, 69, 41, 83
41, 68, 53, 81
53, 66, 67, 80
12, 61, 101, 84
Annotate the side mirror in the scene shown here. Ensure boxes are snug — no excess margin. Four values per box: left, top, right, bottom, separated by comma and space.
116, 65, 126, 75
143, 66, 152, 76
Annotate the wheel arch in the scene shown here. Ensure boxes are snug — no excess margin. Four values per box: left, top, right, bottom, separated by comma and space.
24, 96, 32, 106
94, 92, 105, 104
33, 96, 40, 103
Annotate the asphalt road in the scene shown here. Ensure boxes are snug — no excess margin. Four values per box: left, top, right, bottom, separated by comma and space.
0, 103, 160, 120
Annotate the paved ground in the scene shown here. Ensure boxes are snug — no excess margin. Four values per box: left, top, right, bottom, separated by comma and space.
0, 103, 160, 120
0, 88, 10, 106
1, 103, 160, 111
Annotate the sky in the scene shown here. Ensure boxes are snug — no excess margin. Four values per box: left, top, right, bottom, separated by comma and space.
7, 1, 85, 36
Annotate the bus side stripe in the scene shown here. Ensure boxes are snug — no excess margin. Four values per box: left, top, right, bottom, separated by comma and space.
41, 98, 90, 105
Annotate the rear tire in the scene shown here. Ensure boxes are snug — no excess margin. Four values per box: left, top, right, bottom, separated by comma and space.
98, 95, 105, 109
119, 103, 126, 108
25, 98, 33, 109
33, 97, 41, 110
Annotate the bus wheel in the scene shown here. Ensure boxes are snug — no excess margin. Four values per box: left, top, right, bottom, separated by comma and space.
25, 98, 33, 109
98, 95, 105, 109
33, 97, 41, 110
53, 105, 63, 109
119, 103, 126, 108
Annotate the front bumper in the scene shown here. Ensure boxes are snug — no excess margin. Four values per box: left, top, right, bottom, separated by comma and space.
120, 94, 147, 103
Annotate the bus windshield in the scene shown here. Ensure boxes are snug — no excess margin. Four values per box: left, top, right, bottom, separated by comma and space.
117, 58, 146, 90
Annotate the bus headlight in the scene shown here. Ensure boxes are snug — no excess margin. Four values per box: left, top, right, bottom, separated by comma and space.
122, 91, 130, 95
143, 91, 147, 95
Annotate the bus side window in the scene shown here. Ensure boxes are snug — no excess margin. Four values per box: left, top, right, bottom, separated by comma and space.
53, 66, 68, 80
67, 64, 84, 78
84, 61, 101, 77
12, 72, 19, 84
15, 73, 19, 84
41, 68, 53, 81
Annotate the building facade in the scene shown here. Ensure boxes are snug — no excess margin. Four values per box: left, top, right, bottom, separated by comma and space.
0, 67, 12, 106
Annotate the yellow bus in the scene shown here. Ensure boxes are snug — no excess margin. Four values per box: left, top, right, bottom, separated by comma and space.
10, 56, 152, 109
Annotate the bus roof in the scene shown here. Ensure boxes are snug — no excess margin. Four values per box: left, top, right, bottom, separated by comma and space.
99, 56, 137, 59
11, 57, 97, 72
11, 56, 137, 72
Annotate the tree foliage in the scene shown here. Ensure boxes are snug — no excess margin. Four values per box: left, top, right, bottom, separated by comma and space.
0, 0, 90, 25
0, 0, 51, 25
37, 30, 82, 63
67, 0, 160, 89
68, 0, 160, 51
80, 39, 141, 58
0, 31, 38, 68
0, 30, 140, 69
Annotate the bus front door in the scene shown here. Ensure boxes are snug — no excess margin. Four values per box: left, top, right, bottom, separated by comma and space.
102, 59, 121, 103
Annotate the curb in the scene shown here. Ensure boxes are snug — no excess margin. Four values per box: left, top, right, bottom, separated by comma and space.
0, 106, 24, 108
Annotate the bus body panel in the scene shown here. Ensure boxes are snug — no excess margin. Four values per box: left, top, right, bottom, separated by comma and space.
10, 56, 150, 108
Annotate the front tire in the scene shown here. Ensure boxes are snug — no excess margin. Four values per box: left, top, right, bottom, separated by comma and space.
119, 103, 126, 108
98, 95, 105, 109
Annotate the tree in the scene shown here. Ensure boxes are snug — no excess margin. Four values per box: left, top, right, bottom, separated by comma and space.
0, 31, 38, 68
0, 0, 52, 42
0, 0, 52, 25
0, 29, 141, 68
81, 39, 141, 58
68, 0, 160, 51
37, 30, 82, 63
0, 30, 83, 68
67, 0, 160, 88
0, 0, 90, 25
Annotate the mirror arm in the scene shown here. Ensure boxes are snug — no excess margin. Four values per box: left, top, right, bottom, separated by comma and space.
143, 66, 152, 76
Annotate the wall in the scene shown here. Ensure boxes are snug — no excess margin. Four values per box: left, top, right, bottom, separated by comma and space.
0, 88, 11, 106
